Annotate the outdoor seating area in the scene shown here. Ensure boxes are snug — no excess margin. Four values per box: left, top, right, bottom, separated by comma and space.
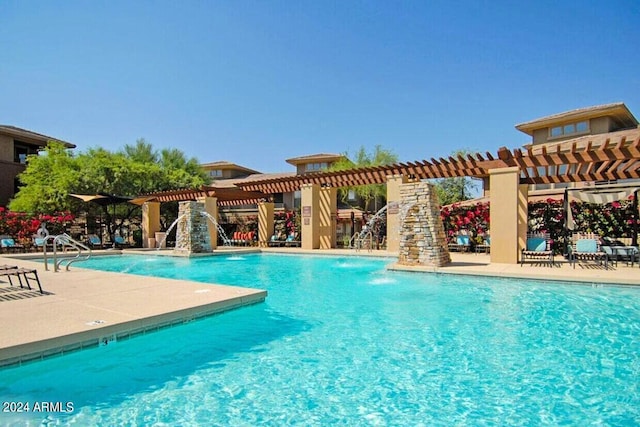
268, 232, 300, 247
230, 231, 256, 246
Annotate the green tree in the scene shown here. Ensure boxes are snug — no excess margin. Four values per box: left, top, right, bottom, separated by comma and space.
432, 149, 478, 206
8, 142, 79, 213
10, 139, 209, 239
329, 145, 398, 211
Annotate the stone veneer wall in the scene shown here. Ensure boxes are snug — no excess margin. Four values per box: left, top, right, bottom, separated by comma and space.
174, 201, 212, 254
398, 182, 451, 266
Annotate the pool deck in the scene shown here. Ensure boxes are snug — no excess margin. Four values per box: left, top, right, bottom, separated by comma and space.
0, 251, 266, 368
1, 247, 638, 367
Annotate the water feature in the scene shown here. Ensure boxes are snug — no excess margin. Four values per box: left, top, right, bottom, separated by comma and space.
350, 204, 388, 250
199, 211, 232, 246
397, 181, 450, 266
156, 213, 187, 250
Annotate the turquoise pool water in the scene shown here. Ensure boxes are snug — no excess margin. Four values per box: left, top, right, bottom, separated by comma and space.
1, 253, 639, 425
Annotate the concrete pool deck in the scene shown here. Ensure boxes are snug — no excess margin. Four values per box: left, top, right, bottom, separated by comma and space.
1, 248, 638, 367
0, 252, 266, 368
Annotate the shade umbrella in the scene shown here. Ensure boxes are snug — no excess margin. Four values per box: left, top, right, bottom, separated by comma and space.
70, 193, 133, 247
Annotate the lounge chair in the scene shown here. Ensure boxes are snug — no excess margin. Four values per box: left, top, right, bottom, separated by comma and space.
268, 234, 283, 247
114, 235, 130, 248
0, 236, 24, 253
87, 234, 104, 249
0, 265, 43, 294
448, 234, 471, 252
521, 233, 554, 267
475, 236, 490, 254
569, 234, 608, 269
284, 233, 300, 247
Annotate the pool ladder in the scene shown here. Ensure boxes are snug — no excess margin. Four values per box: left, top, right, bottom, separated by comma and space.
42, 233, 93, 272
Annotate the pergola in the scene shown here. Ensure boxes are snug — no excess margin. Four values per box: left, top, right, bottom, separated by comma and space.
137, 127, 640, 263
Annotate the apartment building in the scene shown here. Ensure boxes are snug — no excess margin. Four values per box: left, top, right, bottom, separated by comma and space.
0, 125, 75, 206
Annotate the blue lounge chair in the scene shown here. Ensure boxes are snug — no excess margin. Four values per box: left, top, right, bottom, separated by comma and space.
0, 236, 24, 253
569, 234, 608, 269
448, 234, 471, 252
521, 233, 553, 267
87, 234, 104, 249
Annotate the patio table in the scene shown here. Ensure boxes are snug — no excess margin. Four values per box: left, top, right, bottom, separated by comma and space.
610, 246, 639, 267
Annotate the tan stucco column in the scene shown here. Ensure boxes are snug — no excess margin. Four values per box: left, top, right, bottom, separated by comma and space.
489, 167, 528, 264
258, 201, 275, 247
142, 201, 161, 248
386, 174, 408, 252
301, 184, 320, 249
319, 187, 337, 249
203, 196, 219, 249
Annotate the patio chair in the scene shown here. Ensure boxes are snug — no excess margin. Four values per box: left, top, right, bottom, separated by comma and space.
0, 266, 44, 294
268, 234, 284, 247
521, 233, 554, 267
448, 234, 471, 252
284, 233, 300, 247
114, 235, 130, 249
569, 234, 608, 269
0, 236, 25, 253
475, 236, 490, 254
87, 234, 104, 249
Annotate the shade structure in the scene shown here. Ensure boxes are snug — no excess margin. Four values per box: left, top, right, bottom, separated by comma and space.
70, 193, 133, 206
69, 193, 134, 247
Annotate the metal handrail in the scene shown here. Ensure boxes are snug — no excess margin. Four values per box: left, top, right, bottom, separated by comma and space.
43, 233, 92, 272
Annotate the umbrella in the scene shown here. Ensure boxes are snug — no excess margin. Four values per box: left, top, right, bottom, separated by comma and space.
70, 193, 133, 247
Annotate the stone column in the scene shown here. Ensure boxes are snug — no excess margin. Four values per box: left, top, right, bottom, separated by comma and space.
319, 187, 337, 249
174, 201, 212, 255
489, 166, 528, 264
258, 201, 275, 247
203, 196, 218, 249
386, 174, 408, 253
142, 201, 161, 248
301, 184, 320, 249
398, 182, 451, 266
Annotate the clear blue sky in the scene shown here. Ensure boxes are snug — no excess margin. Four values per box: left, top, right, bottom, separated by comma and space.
2, 1, 639, 173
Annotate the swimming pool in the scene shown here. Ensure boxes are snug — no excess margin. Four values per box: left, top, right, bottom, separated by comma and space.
1, 253, 639, 425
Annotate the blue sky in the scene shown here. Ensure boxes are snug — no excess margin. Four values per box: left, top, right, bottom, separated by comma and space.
2, 1, 639, 173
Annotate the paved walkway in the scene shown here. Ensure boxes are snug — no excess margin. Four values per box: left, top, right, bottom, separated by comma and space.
1, 248, 638, 367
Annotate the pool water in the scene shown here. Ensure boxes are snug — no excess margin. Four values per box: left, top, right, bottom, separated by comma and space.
1, 254, 639, 425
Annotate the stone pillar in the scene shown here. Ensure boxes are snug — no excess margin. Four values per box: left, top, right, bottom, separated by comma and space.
174, 201, 212, 255
398, 181, 451, 266
489, 167, 528, 264
203, 196, 218, 249
142, 202, 161, 248
258, 201, 275, 247
386, 174, 408, 253
319, 187, 337, 249
301, 184, 320, 249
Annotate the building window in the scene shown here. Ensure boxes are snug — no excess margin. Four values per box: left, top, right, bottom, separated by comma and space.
549, 120, 589, 139
305, 162, 328, 172
14, 141, 39, 164
347, 189, 356, 201
208, 170, 223, 178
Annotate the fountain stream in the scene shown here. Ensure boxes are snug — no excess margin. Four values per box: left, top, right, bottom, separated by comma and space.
199, 211, 232, 246
156, 214, 188, 250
